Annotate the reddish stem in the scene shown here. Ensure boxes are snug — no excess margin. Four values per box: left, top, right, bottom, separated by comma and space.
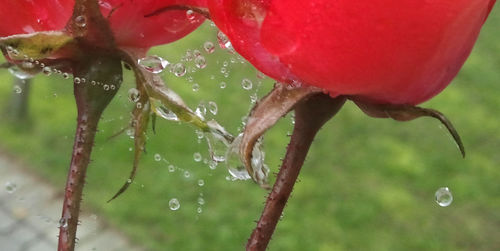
246, 94, 346, 251
57, 108, 100, 251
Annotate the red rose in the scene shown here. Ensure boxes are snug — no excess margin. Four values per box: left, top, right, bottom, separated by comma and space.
208, 0, 496, 105
0, 0, 206, 49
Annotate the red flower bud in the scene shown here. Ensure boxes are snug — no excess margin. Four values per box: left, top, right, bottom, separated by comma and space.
208, 0, 496, 105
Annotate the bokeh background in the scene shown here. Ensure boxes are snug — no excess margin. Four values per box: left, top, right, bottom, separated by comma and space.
0, 7, 499, 251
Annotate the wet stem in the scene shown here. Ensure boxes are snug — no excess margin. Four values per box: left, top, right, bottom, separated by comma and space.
58, 107, 100, 251
246, 94, 346, 250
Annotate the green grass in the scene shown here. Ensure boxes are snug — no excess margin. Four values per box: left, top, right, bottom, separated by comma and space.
1, 8, 499, 251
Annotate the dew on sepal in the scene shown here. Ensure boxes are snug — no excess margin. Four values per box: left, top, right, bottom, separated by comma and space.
138, 55, 170, 74
435, 187, 453, 207
169, 198, 180, 211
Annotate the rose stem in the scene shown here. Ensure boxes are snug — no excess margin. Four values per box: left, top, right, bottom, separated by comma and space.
246, 94, 346, 251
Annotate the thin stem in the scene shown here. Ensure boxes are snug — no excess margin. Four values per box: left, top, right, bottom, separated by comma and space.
57, 109, 99, 251
246, 94, 346, 251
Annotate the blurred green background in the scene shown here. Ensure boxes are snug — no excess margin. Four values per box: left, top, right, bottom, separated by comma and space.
0, 7, 499, 251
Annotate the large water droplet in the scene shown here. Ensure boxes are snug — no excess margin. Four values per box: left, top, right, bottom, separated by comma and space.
152, 99, 179, 121
138, 55, 169, 74
203, 41, 215, 54
169, 198, 180, 211
172, 63, 187, 77
435, 187, 453, 207
8, 66, 34, 79
225, 134, 251, 180
5, 181, 17, 193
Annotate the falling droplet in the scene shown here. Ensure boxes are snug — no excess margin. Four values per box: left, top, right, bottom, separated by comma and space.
194, 55, 207, 69
203, 41, 215, 54
435, 187, 453, 207
13, 85, 22, 94
138, 55, 170, 74
193, 152, 202, 162
172, 63, 187, 77
5, 182, 17, 194
154, 153, 162, 162
75, 15, 87, 27
241, 79, 253, 90
208, 101, 218, 115
128, 88, 140, 103
169, 198, 180, 211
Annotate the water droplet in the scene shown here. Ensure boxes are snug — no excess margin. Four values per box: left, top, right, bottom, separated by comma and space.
203, 41, 215, 54
186, 10, 196, 21
128, 88, 140, 103
208, 160, 217, 170
74, 77, 81, 84
169, 198, 180, 211
172, 63, 186, 77
8, 66, 34, 79
138, 55, 169, 74
194, 55, 207, 69
62, 73, 70, 79
91, 80, 97, 85
193, 152, 202, 162
59, 218, 68, 228
241, 79, 253, 90
126, 179, 132, 184
153, 101, 179, 121
13, 85, 22, 94
208, 101, 218, 115
217, 31, 235, 53
197, 207, 203, 214
225, 134, 251, 180
154, 153, 162, 162
168, 165, 176, 172
197, 179, 205, 187
192, 83, 200, 92
219, 82, 227, 89
75, 15, 87, 27
126, 128, 135, 139
184, 171, 191, 178
42, 66, 52, 76
103, 84, 110, 91
5, 182, 17, 193
435, 187, 453, 207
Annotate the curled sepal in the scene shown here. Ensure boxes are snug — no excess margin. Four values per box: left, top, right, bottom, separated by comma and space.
108, 94, 151, 202
239, 83, 323, 187
0, 32, 76, 60
353, 100, 465, 158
